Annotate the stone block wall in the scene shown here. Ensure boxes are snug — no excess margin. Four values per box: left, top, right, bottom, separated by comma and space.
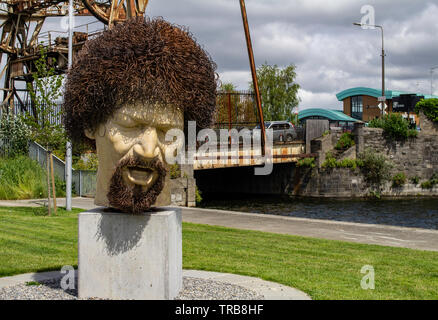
169, 164, 197, 207
362, 128, 438, 180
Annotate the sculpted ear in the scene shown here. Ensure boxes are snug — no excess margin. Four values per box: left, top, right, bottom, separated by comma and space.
84, 128, 96, 140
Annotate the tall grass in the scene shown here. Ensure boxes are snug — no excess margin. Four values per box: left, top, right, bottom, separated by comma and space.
0, 156, 65, 200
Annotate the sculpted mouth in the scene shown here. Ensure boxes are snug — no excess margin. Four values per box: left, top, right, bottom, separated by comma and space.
126, 165, 158, 186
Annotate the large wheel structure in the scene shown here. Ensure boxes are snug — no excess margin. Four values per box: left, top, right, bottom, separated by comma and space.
82, 0, 148, 26
0, 0, 149, 110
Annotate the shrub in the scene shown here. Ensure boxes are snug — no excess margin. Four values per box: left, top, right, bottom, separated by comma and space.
338, 158, 361, 169
368, 113, 416, 140
0, 114, 30, 157
392, 173, 407, 187
169, 164, 182, 179
368, 117, 385, 128
358, 148, 393, 184
321, 153, 362, 170
410, 176, 420, 185
321, 152, 337, 168
415, 98, 438, 122
195, 187, 202, 205
421, 181, 433, 189
430, 172, 438, 185
297, 157, 315, 168
73, 153, 98, 171
335, 132, 355, 150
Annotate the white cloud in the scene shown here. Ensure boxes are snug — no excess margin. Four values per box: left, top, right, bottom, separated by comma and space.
2, 0, 438, 108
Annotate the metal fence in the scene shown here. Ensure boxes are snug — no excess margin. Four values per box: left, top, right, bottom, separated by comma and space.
28, 140, 96, 197
0, 102, 63, 126
0, 138, 97, 197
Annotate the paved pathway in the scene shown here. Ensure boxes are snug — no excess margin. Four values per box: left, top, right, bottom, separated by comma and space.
1, 198, 437, 252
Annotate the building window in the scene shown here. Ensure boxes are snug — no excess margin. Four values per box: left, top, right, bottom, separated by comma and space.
351, 96, 363, 120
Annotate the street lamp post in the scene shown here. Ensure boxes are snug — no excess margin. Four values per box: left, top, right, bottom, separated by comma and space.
431, 66, 438, 96
353, 22, 386, 117
65, 0, 73, 211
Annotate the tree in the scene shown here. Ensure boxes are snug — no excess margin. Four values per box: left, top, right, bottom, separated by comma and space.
22, 47, 65, 215
250, 63, 300, 121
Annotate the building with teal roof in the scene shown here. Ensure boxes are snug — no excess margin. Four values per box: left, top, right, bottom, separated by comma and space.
298, 108, 360, 130
336, 87, 438, 123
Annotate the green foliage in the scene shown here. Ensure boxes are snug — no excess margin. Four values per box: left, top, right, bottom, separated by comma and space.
297, 157, 315, 168
0, 114, 30, 157
169, 164, 181, 179
321, 152, 362, 170
431, 172, 438, 185
415, 98, 438, 122
368, 190, 381, 199
335, 132, 355, 150
338, 158, 362, 169
22, 47, 65, 151
0, 156, 65, 200
368, 113, 417, 140
422, 173, 438, 189
410, 176, 420, 185
250, 63, 300, 121
73, 153, 99, 171
195, 187, 202, 205
392, 173, 407, 188
321, 152, 337, 168
421, 181, 433, 189
220, 82, 236, 92
358, 148, 393, 184
368, 117, 385, 128
322, 130, 330, 137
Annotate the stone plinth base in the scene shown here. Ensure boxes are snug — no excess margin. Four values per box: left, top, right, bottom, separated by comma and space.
78, 207, 182, 300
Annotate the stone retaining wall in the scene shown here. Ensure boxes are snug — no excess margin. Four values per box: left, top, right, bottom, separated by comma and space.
293, 113, 438, 198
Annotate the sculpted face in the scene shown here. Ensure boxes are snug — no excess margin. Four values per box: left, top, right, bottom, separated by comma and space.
85, 101, 184, 213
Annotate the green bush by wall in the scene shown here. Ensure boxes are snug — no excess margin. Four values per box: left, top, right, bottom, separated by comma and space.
368, 113, 417, 140
415, 98, 438, 123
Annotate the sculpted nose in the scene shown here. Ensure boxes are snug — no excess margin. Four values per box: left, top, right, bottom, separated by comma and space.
133, 127, 159, 159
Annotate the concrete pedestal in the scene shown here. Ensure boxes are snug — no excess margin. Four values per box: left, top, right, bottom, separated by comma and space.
78, 207, 182, 300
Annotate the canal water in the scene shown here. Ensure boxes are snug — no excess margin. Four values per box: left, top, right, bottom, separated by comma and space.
199, 196, 438, 230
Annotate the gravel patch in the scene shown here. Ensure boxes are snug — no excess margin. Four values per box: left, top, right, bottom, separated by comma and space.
0, 277, 263, 300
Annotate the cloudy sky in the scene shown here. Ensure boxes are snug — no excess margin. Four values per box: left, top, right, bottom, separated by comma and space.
5, 0, 438, 110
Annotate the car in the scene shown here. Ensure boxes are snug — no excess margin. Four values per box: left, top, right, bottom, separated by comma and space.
253, 121, 297, 142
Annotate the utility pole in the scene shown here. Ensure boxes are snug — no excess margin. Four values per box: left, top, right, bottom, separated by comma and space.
65, 0, 73, 211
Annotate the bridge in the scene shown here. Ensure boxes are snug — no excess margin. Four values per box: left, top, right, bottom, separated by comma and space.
193, 141, 308, 170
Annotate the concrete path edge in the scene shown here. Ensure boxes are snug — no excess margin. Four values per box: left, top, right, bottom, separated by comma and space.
0, 269, 311, 300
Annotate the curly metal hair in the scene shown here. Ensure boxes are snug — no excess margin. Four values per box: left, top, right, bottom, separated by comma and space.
63, 17, 217, 146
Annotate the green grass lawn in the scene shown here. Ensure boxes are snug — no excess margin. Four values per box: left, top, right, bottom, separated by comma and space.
0, 206, 437, 300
